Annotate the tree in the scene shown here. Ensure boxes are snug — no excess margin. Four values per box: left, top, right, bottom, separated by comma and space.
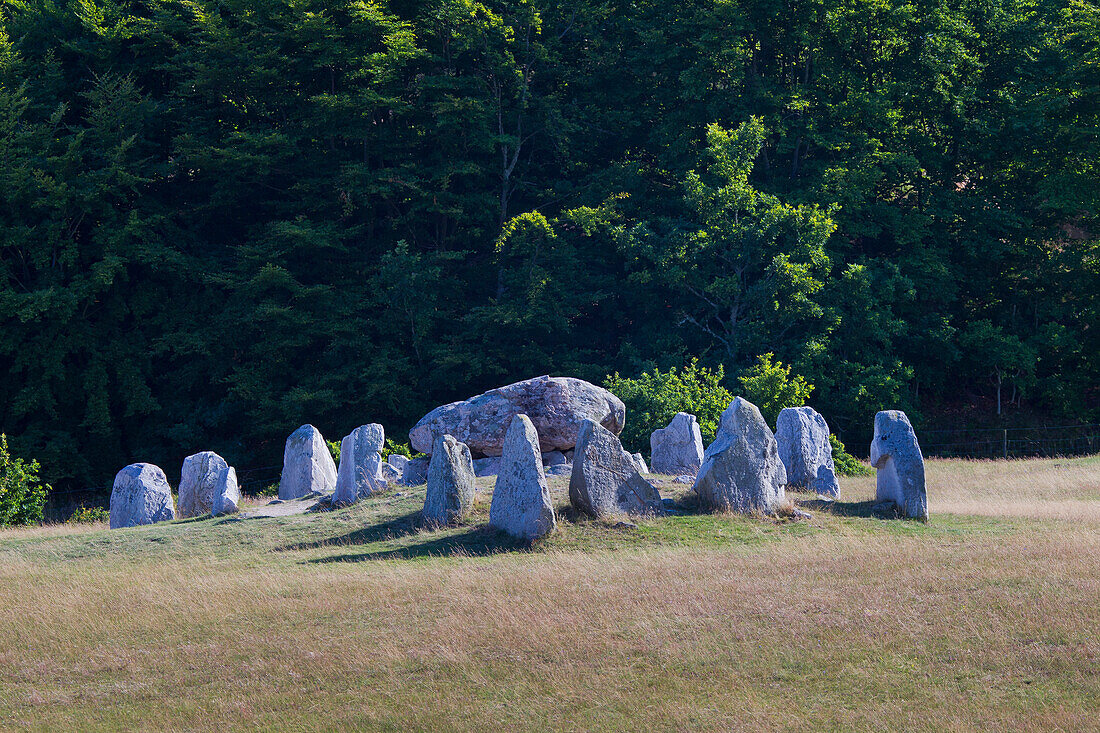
738, 353, 814, 427
0, 434, 49, 526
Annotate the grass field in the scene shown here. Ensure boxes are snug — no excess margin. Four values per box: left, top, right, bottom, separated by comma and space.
1, 456, 1098, 731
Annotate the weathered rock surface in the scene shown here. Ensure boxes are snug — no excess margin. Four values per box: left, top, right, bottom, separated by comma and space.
632, 452, 650, 475
110, 463, 176, 529
776, 407, 840, 498
693, 398, 787, 513
570, 419, 663, 517
423, 435, 477, 525
542, 450, 567, 467
650, 412, 705, 475
410, 376, 626, 456
278, 425, 337, 500
380, 463, 401, 482
400, 457, 429, 485
333, 423, 386, 505
473, 456, 501, 477
178, 451, 229, 518
211, 466, 241, 516
489, 415, 556, 540
387, 454, 410, 473
870, 410, 928, 520
546, 463, 572, 477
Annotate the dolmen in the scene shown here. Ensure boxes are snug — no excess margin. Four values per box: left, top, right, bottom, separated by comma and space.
870, 410, 928, 520
110, 463, 176, 529
178, 451, 231, 517
650, 412, 704, 475
410, 375, 625, 457
693, 397, 787, 514
489, 414, 556, 540
422, 435, 477, 525
776, 406, 840, 498
279, 424, 337, 500
570, 419, 662, 517
333, 423, 386, 505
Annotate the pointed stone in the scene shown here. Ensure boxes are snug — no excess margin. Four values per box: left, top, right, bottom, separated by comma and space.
211, 466, 241, 516
490, 415, 556, 540
569, 419, 663, 517
278, 424, 337, 500
693, 398, 786, 513
423, 435, 477, 525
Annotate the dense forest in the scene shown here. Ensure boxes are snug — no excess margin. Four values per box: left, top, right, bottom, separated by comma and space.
0, 0, 1097, 494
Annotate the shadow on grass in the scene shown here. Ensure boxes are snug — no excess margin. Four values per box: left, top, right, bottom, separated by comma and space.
278, 510, 424, 553
799, 498, 909, 520
305, 523, 529, 563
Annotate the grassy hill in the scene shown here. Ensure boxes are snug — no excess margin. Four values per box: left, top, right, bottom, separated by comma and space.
1, 457, 1098, 731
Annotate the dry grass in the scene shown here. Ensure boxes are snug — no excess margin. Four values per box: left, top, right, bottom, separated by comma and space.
0, 457, 1098, 731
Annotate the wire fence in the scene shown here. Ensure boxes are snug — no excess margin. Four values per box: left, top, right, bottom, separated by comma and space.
920, 424, 1100, 460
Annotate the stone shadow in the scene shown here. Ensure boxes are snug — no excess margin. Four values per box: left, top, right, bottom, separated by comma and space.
303, 523, 529, 563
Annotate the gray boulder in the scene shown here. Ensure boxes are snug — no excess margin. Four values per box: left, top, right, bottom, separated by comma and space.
650, 412, 705, 475
333, 423, 386, 505
380, 462, 401, 482
473, 456, 501, 477
211, 466, 241, 516
570, 419, 663, 517
632, 452, 650, 475
546, 463, 572, 477
387, 454, 410, 473
423, 435, 477, 525
776, 407, 840, 498
693, 398, 787, 513
410, 375, 626, 456
870, 411, 927, 520
278, 424, 337, 500
400, 457, 429, 486
178, 451, 229, 518
489, 414, 556, 540
542, 450, 568, 467
110, 463, 176, 529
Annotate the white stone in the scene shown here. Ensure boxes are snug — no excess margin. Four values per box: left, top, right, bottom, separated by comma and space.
693, 398, 786, 513
423, 435, 477, 525
489, 415, 556, 540
776, 407, 840, 498
278, 424, 337, 500
333, 424, 386, 505
110, 463, 176, 529
178, 451, 229, 518
632, 452, 650, 475
870, 410, 927, 520
569, 419, 663, 517
650, 412, 704, 475
211, 466, 241, 516
387, 454, 410, 472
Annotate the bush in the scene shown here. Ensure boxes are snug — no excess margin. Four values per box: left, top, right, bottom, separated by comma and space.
67, 506, 110, 524
738, 354, 814, 427
830, 434, 873, 476
605, 359, 734, 454
327, 440, 341, 463
0, 434, 50, 526
381, 439, 414, 461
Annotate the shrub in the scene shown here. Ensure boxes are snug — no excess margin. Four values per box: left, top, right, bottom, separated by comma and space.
738, 353, 813, 427
0, 434, 50, 526
327, 440, 341, 463
830, 434, 873, 476
381, 439, 414, 461
605, 359, 734, 454
67, 506, 110, 524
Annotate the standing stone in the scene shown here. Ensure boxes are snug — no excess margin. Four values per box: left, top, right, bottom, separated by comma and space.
410, 376, 626, 456
693, 398, 787, 513
400, 457, 429, 486
870, 411, 928, 521
776, 407, 840, 499
631, 453, 650, 475
423, 435, 477, 525
650, 413, 705, 476
570, 419, 663, 517
211, 466, 241, 516
388, 454, 410, 473
490, 415, 556, 540
110, 463, 176, 529
278, 424, 338, 500
178, 451, 229, 518
333, 424, 386, 505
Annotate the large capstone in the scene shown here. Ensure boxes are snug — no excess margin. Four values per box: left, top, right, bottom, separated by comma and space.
110, 463, 176, 529
278, 424, 337, 500
569, 419, 663, 517
423, 435, 477, 525
410, 376, 626, 456
178, 451, 230, 518
489, 414, 556, 540
333, 423, 386, 505
776, 407, 840, 498
693, 397, 787, 513
649, 412, 705, 476
870, 410, 928, 520
211, 466, 241, 516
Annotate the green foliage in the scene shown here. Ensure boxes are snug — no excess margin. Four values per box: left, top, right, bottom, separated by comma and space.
605, 360, 733, 454
66, 506, 109, 524
738, 354, 814, 427
327, 440, 341, 464
829, 435, 873, 477
0, 435, 49, 526
381, 440, 413, 461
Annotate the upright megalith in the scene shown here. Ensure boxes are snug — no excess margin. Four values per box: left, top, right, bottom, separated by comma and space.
278, 424, 337, 500
776, 407, 840, 498
569, 419, 663, 517
178, 451, 229, 518
211, 466, 241, 516
400, 457, 429, 486
110, 463, 176, 529
387, 454, 410, 474
423, 435, 477, 525
693, 397, 787, 513
490, 414, 556, 540
333, 423, 386, 505
870, 411, 927, 520
650, 413, 704, 475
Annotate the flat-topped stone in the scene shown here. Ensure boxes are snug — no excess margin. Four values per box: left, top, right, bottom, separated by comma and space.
870, 410, 927, 520
178, 451, 229, 518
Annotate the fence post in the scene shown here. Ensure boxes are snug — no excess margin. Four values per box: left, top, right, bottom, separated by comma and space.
1003, 429, 1008, 460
